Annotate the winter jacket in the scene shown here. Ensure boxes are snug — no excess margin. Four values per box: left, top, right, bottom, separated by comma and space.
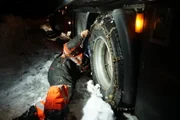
48, 33, 90, 87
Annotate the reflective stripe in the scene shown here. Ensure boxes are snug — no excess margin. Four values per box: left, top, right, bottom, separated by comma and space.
35, 101, 45, 120
35, 101, 44, 111
70, 57, 81, 65
63, 43, 75, 56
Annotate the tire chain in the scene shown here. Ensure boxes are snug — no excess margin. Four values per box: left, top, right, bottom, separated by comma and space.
90, 14, 134, 112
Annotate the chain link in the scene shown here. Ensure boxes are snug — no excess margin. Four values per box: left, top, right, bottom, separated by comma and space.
100, 14, 120, 108
106, 27, 116, 39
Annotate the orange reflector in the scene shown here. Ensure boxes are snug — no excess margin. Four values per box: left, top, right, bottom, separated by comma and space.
135, 13, 144, 33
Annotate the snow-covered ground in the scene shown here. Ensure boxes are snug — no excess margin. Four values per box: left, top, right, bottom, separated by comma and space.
81, 80, 114, 120
0, 16, 137, 120
0, 27, 55, 119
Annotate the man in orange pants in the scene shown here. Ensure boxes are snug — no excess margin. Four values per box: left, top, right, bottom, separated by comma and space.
13, 85, 70, 120
13, 30, 90, 120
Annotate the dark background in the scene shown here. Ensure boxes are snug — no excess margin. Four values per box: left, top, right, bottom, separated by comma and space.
135, 8, 180, 120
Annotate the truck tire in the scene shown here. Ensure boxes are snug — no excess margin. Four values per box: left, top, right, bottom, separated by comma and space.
89, 14, 124, 108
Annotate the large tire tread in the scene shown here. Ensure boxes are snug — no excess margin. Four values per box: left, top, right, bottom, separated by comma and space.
89, 14, 124, 108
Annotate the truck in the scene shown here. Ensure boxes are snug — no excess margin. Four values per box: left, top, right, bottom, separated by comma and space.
46, 1, 178, 120
44, 0, 178, 120
1, 0, 178, 120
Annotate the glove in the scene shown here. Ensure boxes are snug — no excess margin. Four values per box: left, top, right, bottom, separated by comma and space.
80, 30, 90, 38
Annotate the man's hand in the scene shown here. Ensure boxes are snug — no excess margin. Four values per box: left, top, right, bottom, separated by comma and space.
80, 30, 90, 38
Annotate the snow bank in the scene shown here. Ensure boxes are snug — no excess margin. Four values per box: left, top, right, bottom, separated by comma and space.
81, 80, 138, 120
81, 80, 115, 120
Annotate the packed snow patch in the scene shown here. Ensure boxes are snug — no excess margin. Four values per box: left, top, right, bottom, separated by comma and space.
0, 59, 53, 120
81, 80, 115, 120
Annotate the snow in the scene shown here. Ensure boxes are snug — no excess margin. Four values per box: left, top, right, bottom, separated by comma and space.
0, 53, 53, 119
81, 80, 114, 120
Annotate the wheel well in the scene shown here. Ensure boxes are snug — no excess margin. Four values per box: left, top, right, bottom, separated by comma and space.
75, 12, 99, 36
86, 13, 99, 30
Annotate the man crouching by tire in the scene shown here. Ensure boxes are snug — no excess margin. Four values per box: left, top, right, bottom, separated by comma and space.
12, 30, 90, 120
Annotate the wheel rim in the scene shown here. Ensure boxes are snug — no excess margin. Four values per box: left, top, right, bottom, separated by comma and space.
93, 36, 113, 90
